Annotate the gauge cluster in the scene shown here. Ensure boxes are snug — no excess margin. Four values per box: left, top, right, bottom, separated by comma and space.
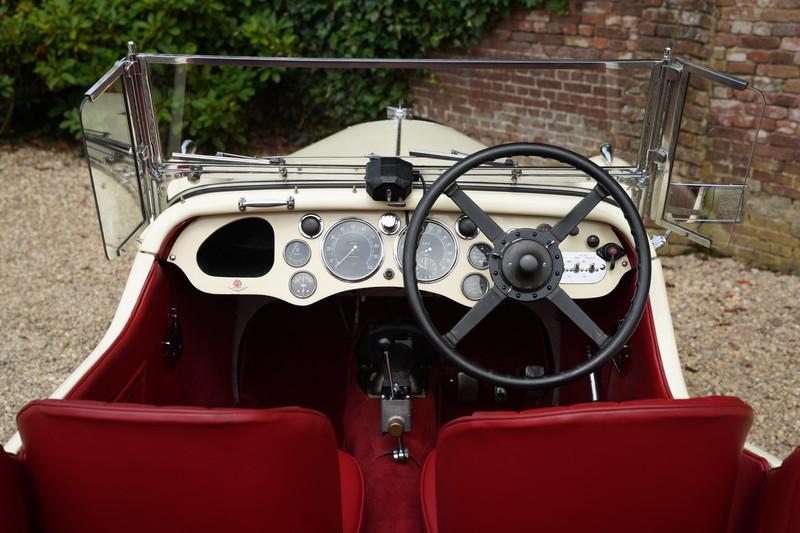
168, 207, 632, 307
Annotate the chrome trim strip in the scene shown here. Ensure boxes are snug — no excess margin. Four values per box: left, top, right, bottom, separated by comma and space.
676, 58, 748, 91
137, 54, 660, 70
85, 60, 125, 102
320, 218, 385, 282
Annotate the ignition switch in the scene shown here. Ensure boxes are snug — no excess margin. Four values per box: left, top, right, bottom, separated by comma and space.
597, 243, 625, 270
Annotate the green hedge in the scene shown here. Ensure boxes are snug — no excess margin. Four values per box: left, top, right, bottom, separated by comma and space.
0, 0, 568, 149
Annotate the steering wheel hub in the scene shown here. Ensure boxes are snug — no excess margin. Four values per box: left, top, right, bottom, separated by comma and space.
490, 229, 564, 301
501, 239, 551, 290
404, 142, 651, 390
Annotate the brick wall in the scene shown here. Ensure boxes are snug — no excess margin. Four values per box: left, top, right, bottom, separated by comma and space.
411, 1, 800, 272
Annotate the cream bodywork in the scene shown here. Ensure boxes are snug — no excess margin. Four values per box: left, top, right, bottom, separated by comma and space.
3, 189, 781, 466
5, 120, 781, 467
167, 191, 630, 306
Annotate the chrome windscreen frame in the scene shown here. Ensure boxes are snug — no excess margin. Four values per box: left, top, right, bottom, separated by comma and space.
85, 42, 762, 250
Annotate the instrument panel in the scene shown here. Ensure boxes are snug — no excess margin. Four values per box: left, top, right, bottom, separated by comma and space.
168, 209, 631, 306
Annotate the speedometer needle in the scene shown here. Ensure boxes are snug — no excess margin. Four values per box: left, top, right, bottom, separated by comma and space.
417, 247, 433, 256
335, 244, 358, 267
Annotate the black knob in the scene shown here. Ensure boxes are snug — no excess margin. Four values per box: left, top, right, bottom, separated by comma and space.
519, 254, 539, 274
586, 234, 600, 248
457, 216, 479, 239
377, 337, 392, 353
300, 214, 322, 238
597, 243, 626, 270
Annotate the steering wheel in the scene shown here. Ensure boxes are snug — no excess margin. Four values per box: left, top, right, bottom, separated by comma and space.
403, 143, 651, 390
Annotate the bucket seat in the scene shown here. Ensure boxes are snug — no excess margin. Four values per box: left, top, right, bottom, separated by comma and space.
421, 396, 752, 533
17, 400, 364, 533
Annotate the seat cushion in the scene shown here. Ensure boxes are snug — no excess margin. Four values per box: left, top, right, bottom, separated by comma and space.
422, 396, 752, 533
17, 400, 363, 533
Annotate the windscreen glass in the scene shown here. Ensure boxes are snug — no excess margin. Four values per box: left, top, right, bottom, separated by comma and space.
143, 61, 656, 202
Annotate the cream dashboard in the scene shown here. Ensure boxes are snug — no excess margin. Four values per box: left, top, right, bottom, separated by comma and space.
168, 206, 632, 307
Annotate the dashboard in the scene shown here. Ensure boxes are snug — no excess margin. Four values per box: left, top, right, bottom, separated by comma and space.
168, 206, 631, 306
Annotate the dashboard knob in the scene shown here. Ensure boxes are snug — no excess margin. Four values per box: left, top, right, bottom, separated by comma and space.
299, 214, 322, 238
456, 216, 479, 239
379, 213, 400, 235
597, 243, 625, 270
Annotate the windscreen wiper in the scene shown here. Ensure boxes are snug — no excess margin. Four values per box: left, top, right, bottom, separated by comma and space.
407, 148, 515, 168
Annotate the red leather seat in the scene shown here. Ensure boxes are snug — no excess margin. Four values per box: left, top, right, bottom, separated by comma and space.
421, 396, 752, 533
17, 400, 363, 533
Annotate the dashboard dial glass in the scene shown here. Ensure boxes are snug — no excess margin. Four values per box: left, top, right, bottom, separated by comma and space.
284, 240, 311, 267
322, 218, 384, 281
396, 219, 458, 283
289, 271, 316, 298
462, 273, 489, 301
468, 243, 492, 270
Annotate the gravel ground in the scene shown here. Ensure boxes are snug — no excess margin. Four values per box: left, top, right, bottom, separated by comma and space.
661, 254, 799, 459
0, 144, 797, 459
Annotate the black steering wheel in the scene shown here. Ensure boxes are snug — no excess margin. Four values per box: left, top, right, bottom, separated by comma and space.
403, 143, 651, 390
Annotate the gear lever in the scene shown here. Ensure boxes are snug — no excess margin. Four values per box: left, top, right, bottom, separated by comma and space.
378, 337, 411, 462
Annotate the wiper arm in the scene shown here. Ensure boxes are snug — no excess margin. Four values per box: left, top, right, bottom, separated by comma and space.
407, 148, 515, 168
170, 152, 286, 166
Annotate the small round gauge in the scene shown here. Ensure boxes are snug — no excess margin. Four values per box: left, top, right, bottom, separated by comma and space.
468, 243, 492, 270
289, 271, 316, 299
462, 273, 489, 301
321, 218, 384, 281
284, 240, 311, 267
395, 219, 458, 283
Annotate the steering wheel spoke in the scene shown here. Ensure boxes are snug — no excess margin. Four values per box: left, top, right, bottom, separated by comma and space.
550, 185, 608, 242
445, 286, 506, 345
445, 184, 505, 241
405, 142, 650, 390
546, 287, 609, 347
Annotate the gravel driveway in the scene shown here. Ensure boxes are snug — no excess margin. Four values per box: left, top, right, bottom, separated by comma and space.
1, 144, 797, 459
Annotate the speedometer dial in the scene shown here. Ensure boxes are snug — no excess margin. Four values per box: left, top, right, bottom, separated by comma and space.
322, 218, 384, 281
395, 219, 458, 283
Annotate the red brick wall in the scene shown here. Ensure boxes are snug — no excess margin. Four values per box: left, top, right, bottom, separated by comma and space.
411, 1, 800, 272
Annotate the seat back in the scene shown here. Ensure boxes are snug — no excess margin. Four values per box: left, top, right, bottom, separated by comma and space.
423, 397, 752, 533
17, 400, 347, 533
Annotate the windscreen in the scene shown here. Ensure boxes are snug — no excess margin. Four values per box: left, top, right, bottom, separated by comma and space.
142, 61, 656, 202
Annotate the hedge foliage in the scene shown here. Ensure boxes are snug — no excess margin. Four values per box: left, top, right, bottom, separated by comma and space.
0, 0, 568, 149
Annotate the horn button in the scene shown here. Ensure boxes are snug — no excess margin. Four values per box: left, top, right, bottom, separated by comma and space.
489, 229, 564, 302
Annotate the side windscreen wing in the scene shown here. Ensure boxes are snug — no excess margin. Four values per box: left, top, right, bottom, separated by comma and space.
649, 60, 765, 249
81, 62, 148, 260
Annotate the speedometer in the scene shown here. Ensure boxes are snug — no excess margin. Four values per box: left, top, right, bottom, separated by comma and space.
395, 219, 458, 283
322, 218, 384, 281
